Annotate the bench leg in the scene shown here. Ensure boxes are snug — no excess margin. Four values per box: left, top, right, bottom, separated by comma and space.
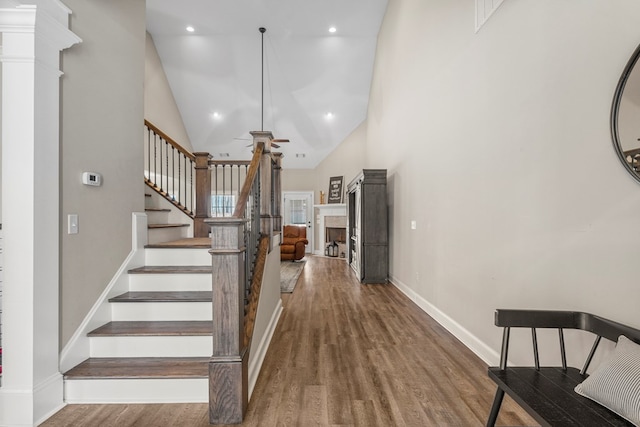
486, 388, 505, 427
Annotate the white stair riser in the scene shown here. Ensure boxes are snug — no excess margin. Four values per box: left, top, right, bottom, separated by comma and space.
90, 336, 212, 358
111, 302, 212, 321
64, 378, 208, 403
128, 273, 212, 292
145, 248, 211, 266
145, 210, 170, 224
148, 227, 189, 245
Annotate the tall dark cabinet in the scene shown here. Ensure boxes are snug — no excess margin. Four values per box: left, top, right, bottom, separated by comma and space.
347, 169, 388, 283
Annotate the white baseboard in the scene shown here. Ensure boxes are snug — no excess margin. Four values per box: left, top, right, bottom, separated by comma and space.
0, 388, 34, 427
0, 374, 64, 427
390, 275, 500, 366
248, 299, 283, 399
34, 373, 65, 426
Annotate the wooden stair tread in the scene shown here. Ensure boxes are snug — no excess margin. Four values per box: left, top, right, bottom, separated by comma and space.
145, 208, 171, 212
145, 238, 211, 248
128, 265, 211, 274
64, 357, 209, 379
148, 223, 190, 229
109, 291, 212, 303
88, 321, 212, 337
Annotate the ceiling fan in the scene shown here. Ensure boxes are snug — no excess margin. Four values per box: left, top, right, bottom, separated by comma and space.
240, 138, 289, 149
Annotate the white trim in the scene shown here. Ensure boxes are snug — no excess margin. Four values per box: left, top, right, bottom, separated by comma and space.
271, 232, 281, 251
0, 373, 64, 427
0, 1, 79, 424
248, 299, 283, 399
0, 7, 36, 32
33, 373, 65, 426
59, 213, 147, 373
313, 203, 347, 255
390, 274, 500, 366
282, 191, 314, 253
0, 388, 35, 427
475, 0, 505, 33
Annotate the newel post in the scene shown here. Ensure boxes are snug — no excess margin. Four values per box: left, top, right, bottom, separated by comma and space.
250, 131, 274, 237
194, 152, 212, 237
272, 152, 283, 232
205, 217, 249, 424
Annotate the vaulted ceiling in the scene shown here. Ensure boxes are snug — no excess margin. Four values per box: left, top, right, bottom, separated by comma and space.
146, 0, 388, 168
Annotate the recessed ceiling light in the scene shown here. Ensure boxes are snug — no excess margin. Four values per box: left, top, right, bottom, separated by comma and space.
186, 26, 195, 32
325, 112, 334, 119
212, 111, 221, 119
328, 27, 337, 33
296, 153, 306, 158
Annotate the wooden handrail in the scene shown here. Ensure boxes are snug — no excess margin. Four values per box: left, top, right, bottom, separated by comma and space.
233, 143, 264, 218
144, 119, 195, 161
206, 136, 280, 424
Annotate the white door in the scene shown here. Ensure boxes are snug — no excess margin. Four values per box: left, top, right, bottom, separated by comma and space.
282, 191, 313, 254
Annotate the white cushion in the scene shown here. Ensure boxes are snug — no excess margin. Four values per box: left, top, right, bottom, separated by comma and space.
575, 335, 640, 426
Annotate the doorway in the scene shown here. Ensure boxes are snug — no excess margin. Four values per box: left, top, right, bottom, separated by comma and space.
282, 191, 313, 254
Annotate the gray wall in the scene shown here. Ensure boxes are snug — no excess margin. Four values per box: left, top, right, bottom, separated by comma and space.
309, 0, 640, 365
145, 32, 193, 151
60, 0, 145, 346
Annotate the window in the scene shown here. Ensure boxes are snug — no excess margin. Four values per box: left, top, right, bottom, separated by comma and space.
289, 199, 307, 225
211, 194, 236, 217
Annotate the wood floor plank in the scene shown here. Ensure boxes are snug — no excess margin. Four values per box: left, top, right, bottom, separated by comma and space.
43, 256, 536, 427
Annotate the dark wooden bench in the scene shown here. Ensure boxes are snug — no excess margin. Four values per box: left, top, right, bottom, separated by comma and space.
486, 309, 640, 427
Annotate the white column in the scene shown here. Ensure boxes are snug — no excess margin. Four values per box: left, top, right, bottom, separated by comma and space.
0, 2, 80, 425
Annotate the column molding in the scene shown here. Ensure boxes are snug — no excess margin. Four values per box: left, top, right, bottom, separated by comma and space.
0, 1, 80, 425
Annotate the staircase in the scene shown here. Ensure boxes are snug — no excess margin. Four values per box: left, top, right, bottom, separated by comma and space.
63, 240, 213, 403
145, 192, 193, 244
61, 122, 283, 423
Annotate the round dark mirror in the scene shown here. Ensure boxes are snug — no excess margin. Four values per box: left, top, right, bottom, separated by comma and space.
612, 43, 640, 183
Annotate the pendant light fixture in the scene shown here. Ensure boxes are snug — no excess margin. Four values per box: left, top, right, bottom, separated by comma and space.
257, 26, 289, 149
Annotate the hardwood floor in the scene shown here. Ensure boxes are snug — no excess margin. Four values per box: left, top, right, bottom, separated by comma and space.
42, 256, 535, 426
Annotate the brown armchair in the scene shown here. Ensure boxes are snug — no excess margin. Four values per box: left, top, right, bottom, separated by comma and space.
281, 225, 308, 261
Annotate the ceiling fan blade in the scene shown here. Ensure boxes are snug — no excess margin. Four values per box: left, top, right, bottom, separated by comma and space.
272, 143, 280, 149
272, 139, 289, 143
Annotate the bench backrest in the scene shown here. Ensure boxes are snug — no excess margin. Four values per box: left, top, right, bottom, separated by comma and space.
495, 310, 640, 343
494, 309, 640, 373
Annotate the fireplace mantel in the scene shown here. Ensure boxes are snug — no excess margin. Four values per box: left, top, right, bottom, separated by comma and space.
314, 204, 347, 257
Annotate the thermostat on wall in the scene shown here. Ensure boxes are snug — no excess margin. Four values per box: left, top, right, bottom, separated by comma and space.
82, 172, 102, 186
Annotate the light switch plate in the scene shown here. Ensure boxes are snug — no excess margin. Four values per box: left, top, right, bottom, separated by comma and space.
68, 214, 79, 234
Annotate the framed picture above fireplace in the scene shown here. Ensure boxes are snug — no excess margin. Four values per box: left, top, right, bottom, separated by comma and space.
328, 176, 344, 204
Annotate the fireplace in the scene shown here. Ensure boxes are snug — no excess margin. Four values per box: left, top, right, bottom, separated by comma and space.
324, 215, 347, 258
326, 227, 346, 244
314, 203, 347, 259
